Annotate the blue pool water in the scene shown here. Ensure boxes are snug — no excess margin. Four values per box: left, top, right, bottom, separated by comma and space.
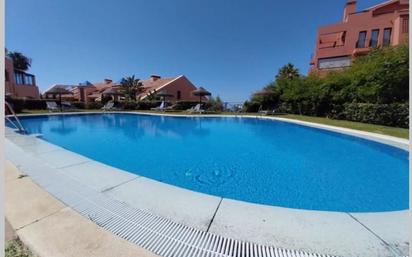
13, 114, 408, 212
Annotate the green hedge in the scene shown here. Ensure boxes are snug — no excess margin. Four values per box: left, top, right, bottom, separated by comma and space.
244, 101, 261, 112
330, 103, 409, 128
122, 101, 138, 110
121, 101, 211, 110
173, 101, 202, 110
87, 102, 104, 109
245, 99, 408, 128
6, 98, 106, 112
6, 99, 47, 113
6, 99, 24, 113
136, 101, 163, 110
71, 101, 86, 109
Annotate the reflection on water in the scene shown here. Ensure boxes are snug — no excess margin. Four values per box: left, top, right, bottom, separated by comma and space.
21, 113, 211, 141
48, 116, 78, 135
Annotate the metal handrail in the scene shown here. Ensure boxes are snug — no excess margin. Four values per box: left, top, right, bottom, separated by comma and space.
5, 101, 26, 133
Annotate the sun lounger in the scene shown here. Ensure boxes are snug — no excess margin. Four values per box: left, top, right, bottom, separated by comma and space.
61, 101, 76, 110
235, 104, 244, 113
164, 104, 177, 111
188, 104, 205, 114
258, 105, 276, 115
46, 101, 59, 112
101, 102, 115, 111
186, 104, 199, 112
151, 101, 166, 111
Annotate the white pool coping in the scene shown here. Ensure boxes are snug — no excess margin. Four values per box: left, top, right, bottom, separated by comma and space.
5, 112, 410, 257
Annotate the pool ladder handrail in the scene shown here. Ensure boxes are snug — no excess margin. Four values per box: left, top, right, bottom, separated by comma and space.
5, 101, 26, 133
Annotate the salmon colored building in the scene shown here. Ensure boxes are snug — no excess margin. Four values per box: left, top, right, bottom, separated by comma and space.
137, 75, 202, 102
5, 56, 40, 99
44, 75, 206, 103
310, 0, 409, 75
44, 79, 120, 102
72, 79, 117, 103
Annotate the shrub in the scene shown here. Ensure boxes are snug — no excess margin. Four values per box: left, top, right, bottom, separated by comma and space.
71, 101, 86, 109
244, 101, 261, 112
136, 101, 163, 110
101, 95, 112, 105
246, 44, 409, 127
329, 102, 408, 128
208, 96, 224, 112
86, 102, 103, 109
67, 101, 103, 110
275, 102, 293, 114
6, 98, 25, 113
6, 238, 34, 257
6, 98, 48, 112
22, 99, 47, 109
122, 101, 138, 110
172, 101, 199, 110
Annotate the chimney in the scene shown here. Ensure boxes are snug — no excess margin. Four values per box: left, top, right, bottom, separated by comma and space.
343, 0, 357, 22
104, 78, 113, 84
150, 74, 161, 82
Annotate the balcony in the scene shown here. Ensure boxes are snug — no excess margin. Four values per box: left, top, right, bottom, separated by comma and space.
14, 70, 36, 86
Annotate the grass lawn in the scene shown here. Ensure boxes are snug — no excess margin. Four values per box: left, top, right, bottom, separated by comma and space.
278, 114, 409, 139
135, 111, 409, 139
17, 109, 408, 139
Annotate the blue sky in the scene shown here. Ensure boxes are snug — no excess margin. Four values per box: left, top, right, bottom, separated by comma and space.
6, 0, 382, 102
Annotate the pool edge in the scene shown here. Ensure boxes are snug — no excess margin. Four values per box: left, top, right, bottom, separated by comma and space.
13, 111, 409, 150
5, 124, 409, 257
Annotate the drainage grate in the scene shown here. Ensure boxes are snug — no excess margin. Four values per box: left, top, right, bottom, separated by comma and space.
6, 140, 338, 257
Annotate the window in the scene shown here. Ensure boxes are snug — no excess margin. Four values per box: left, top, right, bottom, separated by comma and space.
318, 56, 352, 70
26, 75, 31, 85
177, 90, 181, 100
5, 70, 9, 82
15, 72, 24, 85
369, 29, 379, 48
402, 16, 408, 33
14, 71, 35, 85
356, 31, 367, 48
25, 75, 34, 85
383, 28, 392, 46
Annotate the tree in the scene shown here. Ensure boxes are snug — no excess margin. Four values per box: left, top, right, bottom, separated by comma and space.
246, 44, 409, 126
250, 81, 281, 109
120, 75, 143, 101
275, 63, 300, 81
208, 96, 224, 112
7, 51, 32, 71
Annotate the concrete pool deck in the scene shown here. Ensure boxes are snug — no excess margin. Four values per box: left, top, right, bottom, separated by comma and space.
5, 112, 410, 257
5, 161, 158, 257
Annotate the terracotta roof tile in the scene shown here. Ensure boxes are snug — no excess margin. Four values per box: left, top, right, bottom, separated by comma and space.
137, 77, 179, 99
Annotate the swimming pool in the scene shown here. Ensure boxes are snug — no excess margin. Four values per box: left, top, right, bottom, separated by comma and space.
12, 113, 408, 212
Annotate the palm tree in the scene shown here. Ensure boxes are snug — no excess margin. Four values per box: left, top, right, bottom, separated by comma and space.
145, 89, 158, 101
276, 63, 300, 81
7, 51, 32, 71
120, 75, 143, 101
